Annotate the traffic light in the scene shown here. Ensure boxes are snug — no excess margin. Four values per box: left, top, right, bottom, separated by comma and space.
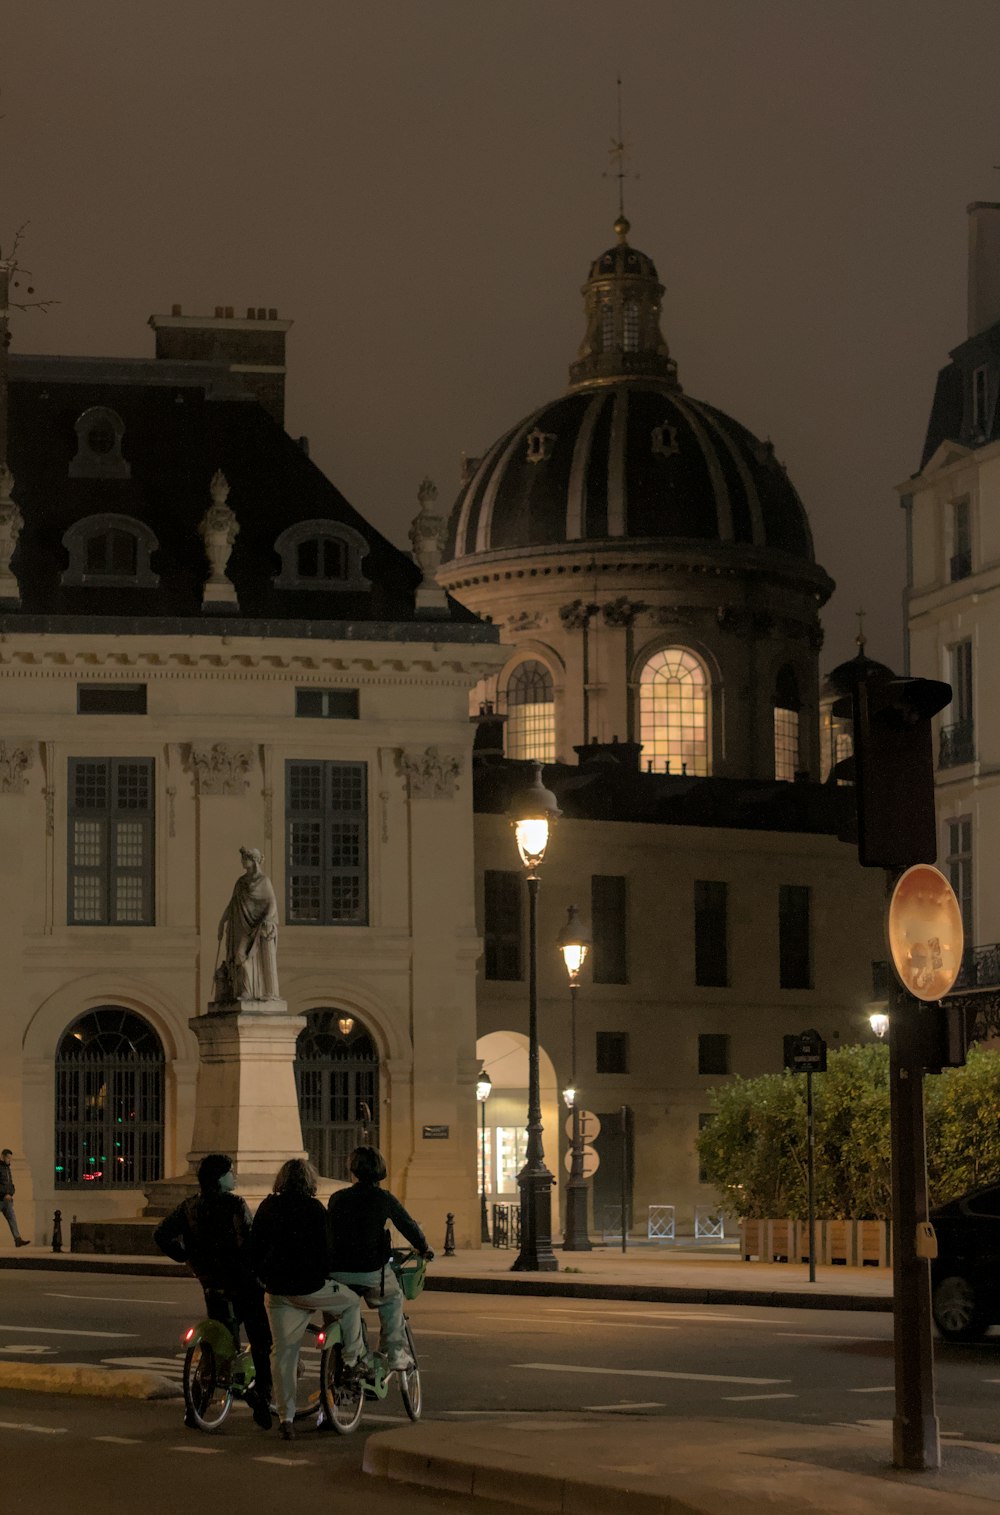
834, 675, 952, 869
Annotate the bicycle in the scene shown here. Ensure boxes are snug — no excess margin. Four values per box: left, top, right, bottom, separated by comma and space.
318, 1248, 428, 1434
181, 1311, 324, 1432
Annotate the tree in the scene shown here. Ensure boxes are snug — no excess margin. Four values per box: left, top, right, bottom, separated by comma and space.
698, 1043, 1000, 1219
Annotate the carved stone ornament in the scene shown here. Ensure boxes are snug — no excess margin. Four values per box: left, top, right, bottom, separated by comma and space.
408, 477, 448, 613
559, 599, 600, 630
0, 740, 33, 794
506, 609, 544, 633
198, 470, 240, 607
526, 428, 556, 464
648, 604, 698, 629
651, 422, 679, 459
396, 745, 462, 800
189, 743, 254, 796
0, 465, 24, 603
603, 596, 648, 629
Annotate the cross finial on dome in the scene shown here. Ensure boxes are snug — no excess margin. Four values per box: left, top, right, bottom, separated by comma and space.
855, 607, 867, 653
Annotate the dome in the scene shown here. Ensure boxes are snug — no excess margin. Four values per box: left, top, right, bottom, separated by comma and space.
445, 381, 817, 563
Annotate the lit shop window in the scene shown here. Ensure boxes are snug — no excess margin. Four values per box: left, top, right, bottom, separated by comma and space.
496, 1126, 529, 1193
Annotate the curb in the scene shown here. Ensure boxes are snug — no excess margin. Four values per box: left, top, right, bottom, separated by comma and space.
0, 1361, 181, 1400
0, 1256, 188, 1277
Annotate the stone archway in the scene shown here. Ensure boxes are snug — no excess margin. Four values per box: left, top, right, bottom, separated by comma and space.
296, 1008, 380, 1181
475, 1030, 559, 1204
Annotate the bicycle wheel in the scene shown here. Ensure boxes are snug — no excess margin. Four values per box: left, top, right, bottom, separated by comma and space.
398, 1322, 421, 1422
293, 1333, 326, 1424
183, 1340, 233, 1431
319, 1344, 364, 1435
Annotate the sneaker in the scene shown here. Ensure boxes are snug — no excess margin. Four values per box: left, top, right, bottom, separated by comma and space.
387, 1351, 415, 1372
279, 1421, 295, 1442
14, 1239, 29, 1248
247, 1388, 272, 1430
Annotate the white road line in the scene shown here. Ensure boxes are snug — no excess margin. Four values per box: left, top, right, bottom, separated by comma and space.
171, 1445, 224, 1454
0, 1421, 68, 1435
253, 1456, 311, 1467
0, 1324, 136, 1338
849, 1386, 895, 1394
46, 1293, 178, 1305
583, 1401, 664, 1411
777, 1333, 872, 1342
483, 1315, 678, 1332
722, 1393, 799, 1402
413, 1328, 480, 1338
541, 1309, 772, 1324
362, 1413, 407, 1423
93, 1436, 142, 1445
514, 1363, 789, 1386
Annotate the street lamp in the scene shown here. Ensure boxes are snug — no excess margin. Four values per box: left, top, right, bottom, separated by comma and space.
870, 1011, 889, 1041
557, 903, 592, 1252
476, 1069, 492, 1244
508, 763, 561, 1272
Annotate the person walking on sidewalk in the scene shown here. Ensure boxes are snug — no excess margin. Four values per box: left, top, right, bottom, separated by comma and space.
327, 1145, 431, 1371
153, 1153, 273, 1429
251, 1158, 364, 1442
0, 1149, 30, 1248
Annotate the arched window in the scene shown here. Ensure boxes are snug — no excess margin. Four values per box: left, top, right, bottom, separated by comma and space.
62, 514, 159, 589
55, 1006, 164, 1188
505, 660, 555, 762
638, 648, 709, 775
274, 520, 371, 592
69, 406, 131, 480
623, 300, 640, 352
86, 528, 137, 576
296, 535, 347, 582
295, 1009, 380, 1180
773, 666, 801, 782
600, 302, 614, 351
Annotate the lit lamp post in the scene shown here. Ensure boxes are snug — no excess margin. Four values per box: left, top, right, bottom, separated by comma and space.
509, 763, 561, 1273
476, 1069, 492, 1244
870, 1011, 889, 1041
557, 904, 592, 1252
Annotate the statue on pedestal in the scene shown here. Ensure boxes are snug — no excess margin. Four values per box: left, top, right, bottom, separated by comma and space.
215, 846, 279, 1003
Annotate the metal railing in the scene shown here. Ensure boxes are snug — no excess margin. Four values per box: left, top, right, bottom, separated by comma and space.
694, 1207, 725, 1240
939, 719, 975, 768
647, 1205, 675, 1241
955, 941, 1000, 990
491, 1202, 521, 1249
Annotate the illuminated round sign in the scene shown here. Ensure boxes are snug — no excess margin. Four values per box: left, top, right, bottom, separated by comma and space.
887, 864, 964, 1002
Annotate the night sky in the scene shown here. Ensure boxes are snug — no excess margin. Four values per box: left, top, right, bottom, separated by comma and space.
5, 0, 1000, 670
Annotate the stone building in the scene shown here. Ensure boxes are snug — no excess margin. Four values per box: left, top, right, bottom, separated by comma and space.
439, 216, 885, 1234
0, 275, 503, 1249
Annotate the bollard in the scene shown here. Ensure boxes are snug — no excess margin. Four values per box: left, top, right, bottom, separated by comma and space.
443, 1212, 456, 1256
52, 1209, 63, 1254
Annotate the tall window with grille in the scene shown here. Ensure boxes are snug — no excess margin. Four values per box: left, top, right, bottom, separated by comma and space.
67, 758, 154, 925
941, 640, 975, 768
295, 1010, 379, 1180
591, 874, 628, 984
286, 761, 368, 925
505, 660, 555, 762
638, 647, 709, 775
951, 498, 972, 581
55, 1007, 163, 1188
773, 666, 801, 782
484, 870, 522, 980
694, 881, 728, 987
946, 817, 973, 957
623, 300, 640, 351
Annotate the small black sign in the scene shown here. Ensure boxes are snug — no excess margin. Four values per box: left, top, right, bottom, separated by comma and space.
783, 1029, 828, 1073
421, 1124, 450, 1140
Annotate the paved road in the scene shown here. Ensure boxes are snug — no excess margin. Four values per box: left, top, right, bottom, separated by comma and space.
0, 1269, 998, 1509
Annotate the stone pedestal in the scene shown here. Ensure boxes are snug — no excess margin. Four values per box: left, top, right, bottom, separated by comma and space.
145, 997, 307, 1214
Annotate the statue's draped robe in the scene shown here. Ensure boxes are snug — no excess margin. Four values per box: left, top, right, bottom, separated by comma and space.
219, 869, 279, 1001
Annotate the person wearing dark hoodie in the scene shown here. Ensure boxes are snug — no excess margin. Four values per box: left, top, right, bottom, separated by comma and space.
154, 1152, 273, 1429
327, 1146, 432, 1371
250, 1157, 363, 1440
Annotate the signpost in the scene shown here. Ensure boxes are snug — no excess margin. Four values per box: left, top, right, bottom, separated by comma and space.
783, 1029, 827, 1283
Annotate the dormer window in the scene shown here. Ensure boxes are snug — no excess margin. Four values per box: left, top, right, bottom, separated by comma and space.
972, 365, 989, 436
525, 429, 556, 465
62, 515, 159, 589
69, 407, 131, 480
274, 520, 370, 592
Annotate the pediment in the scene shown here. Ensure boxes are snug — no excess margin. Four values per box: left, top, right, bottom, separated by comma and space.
921, 439, 974, 478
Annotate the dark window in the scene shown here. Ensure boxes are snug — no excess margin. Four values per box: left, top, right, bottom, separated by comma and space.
779, 884, 812, 989
77, 684, 147, 715
596, 1031, 629, 1075
698, 1033, 730, 1075
951, 498, 972, 581
85, 529, 138, 576
68, 758, 154, 925
295, 688, 360, 719
55, 1006, 163, 1188
296, 536, 347, 581
286, 760, 368, 925
947, 817, 973, 950
591, 875, 628, 984
484, 870, 522, 981
695, 881, 728, 987
295, 1010, 379, 1181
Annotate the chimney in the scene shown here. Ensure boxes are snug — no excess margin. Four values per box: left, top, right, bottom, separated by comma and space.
148, 303, 293, 427
967, 202, 1000, 338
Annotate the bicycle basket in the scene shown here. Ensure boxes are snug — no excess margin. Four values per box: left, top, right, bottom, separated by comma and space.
394, 1255, 427, 1301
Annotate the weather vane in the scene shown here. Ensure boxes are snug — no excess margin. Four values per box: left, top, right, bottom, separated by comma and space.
855, 607, 867, 651
604, 77, 638, 220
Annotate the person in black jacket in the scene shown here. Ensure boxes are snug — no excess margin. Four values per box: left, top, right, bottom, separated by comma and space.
153, 1153, 272, 1429
250, 1157, 363, 1441
327, 1146, 431, 1371
0, 1149, 29, 1248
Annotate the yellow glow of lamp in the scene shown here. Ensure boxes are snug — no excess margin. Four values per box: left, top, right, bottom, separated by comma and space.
556, 903, 591, 982
887, 863, 964, 1003
562, 1082, 577, 1110
869, 1011, 889, 1040
476, 1070, 492, 1103
508, 763, 562, 874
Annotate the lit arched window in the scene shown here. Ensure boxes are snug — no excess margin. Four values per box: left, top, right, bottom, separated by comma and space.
55, 1006, 164, 1188
623, 300, 640, 352
773, 666, 801, 782
505, 660, 555, 762
295, 1009, 379, 1180
638, 648, 709, 775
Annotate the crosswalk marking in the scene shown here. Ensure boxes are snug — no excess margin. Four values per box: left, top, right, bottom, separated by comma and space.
515, 1363, 789, 1386
93, 1436, 142, 1444
171, 1445, 224, 1454
0, 1421, 68, 1435
722, 1392, 798, 1402
253, 1456, 311, 1466
0, 1323, 135, 1338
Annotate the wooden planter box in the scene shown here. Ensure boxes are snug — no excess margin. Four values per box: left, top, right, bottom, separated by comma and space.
855, 1219, 891, 1267
739, 1217, 891, 1266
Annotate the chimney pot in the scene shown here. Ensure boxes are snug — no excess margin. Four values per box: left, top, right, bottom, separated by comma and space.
268, 307, 277, 320
246, 306, 254, 319
257, 306, 267, 319
171, 303, 182, 316
224, 306, 234, 319
214, 305, 224, 318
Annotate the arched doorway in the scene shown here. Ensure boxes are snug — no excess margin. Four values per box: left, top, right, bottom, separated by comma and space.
475, 1031, 559, 1208
295, 1009, 379, 1181
54, 1005, 164, 1189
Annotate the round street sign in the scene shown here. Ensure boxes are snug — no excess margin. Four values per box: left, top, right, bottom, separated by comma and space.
887, 864, 964, 1002
565, 1109, 601, 1143
563, 1143, 599, 1178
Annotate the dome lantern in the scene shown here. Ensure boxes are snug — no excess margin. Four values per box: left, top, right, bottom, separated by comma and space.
569, 216, 677, 391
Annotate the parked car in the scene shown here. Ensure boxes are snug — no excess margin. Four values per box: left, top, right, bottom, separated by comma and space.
930, 1181, 1000, 1340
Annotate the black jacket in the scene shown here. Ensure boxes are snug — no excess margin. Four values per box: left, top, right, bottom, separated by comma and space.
250, 1191, 331, 1295
0, 1161, 13, 1199
153, 1191, 255, 1289
327, 1183, 427, 1273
